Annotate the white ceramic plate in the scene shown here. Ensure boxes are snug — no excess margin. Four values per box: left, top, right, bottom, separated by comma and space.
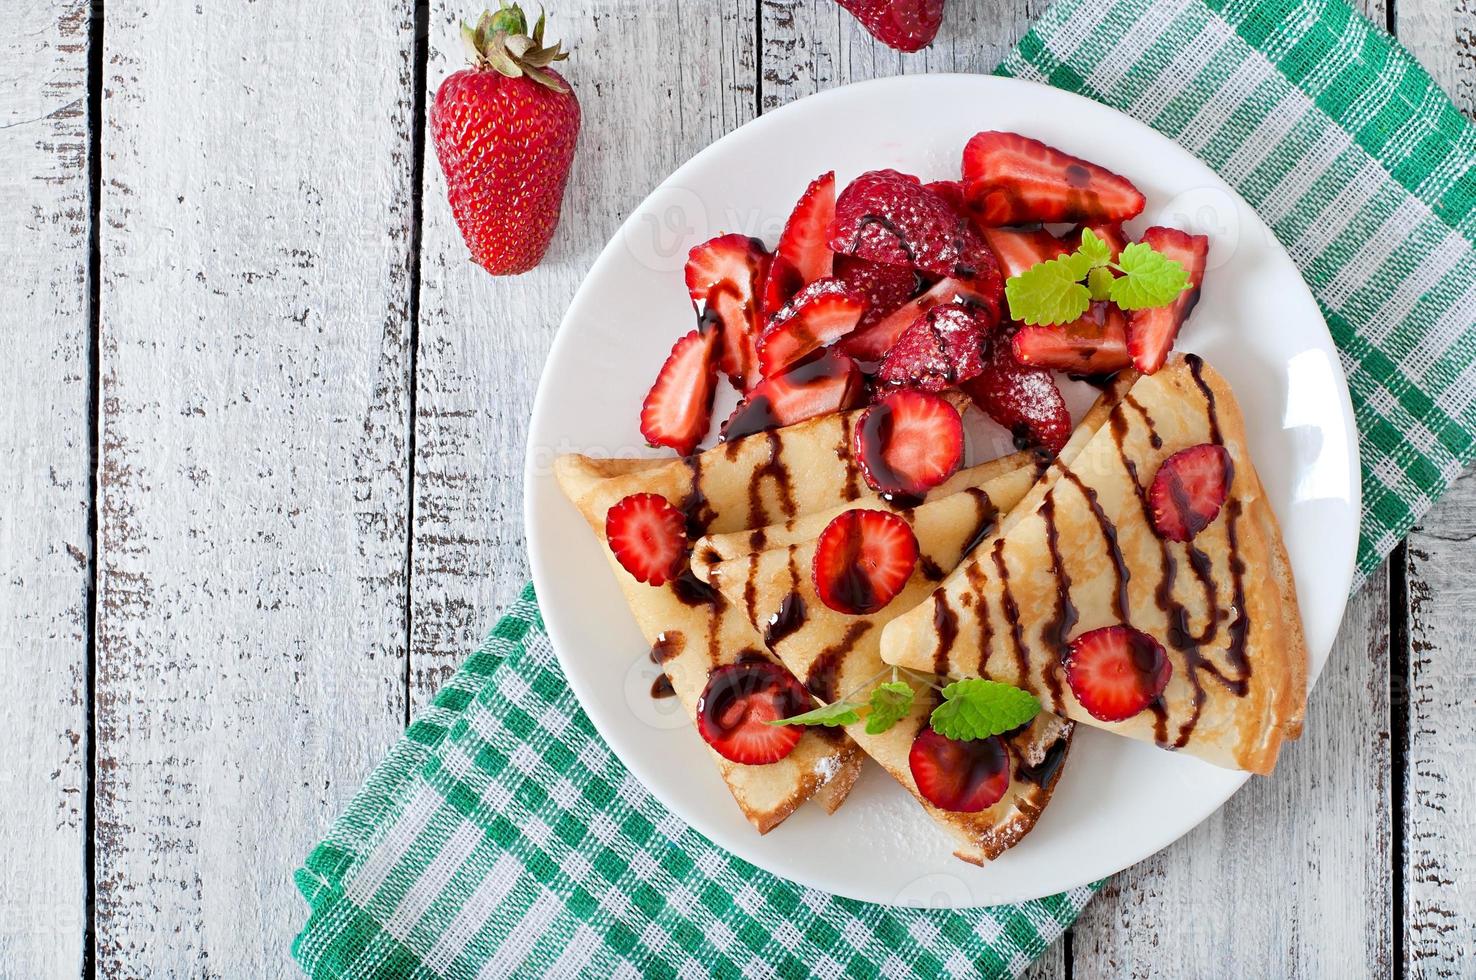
525, 75, 1360, 907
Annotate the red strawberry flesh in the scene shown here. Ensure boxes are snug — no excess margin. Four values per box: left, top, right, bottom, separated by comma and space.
605, 492, 688, 586
1149, 443, 1234, 542
757, 277, 866, 378
685, 233, 772, 391
1125, 226, 1209, 374
833, 254, 923, 335
1064, 626, 1172, 722
978, 225, 1072, 281
812, 509, 920, 615
841, 276, 991, 363
853, 390, 964, 498
640, 326, 721, 456
962, 335, 1071, 454
721, 349, 866, 441
962, 131, 1146, 225
696, 661, 812, 764
909, 730, 1011, 812
836, 0, 945, 52
829, 170, 1004, 293
876, 301, 995, 392
1012, 301, 1132, 375
763, 172, 837, 316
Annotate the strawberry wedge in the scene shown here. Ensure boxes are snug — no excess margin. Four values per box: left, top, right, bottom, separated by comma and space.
640, 325, 721, 456
840, 277, 991, 363
979, 226, 1071, 281
762, 171, 836, 315
757, 277, 866, 378
685, 234, 772, 392
721, 349, 866, 441
1125, 227, 1209, 374
962, 131, 1146, 225
1012, 301, 1131, 375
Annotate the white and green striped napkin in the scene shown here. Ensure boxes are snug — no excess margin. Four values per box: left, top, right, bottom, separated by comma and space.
293, 1, 1475, 976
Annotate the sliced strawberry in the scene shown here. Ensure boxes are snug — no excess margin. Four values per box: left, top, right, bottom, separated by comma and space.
962, 336, 1071, 454
853, 389, 964, 497
1011, 301, 1131, 375
721, 349, 866, 441
696, 661, 811, 764
1148, 443, 1234, 542
812, 509, 919, 615
962, 131, 1146, 225
1062, 221, 1129, 261
1064, 625, 1172, 722
876, 301, 995, 392
1125, 226, 1209, 374
605, 492, 688, 586
762, 172, 836, 316
840, 276, 991, 363
833, 253, 922, 334
756, 277, 866, 378
909, 729, 1010, 812
836, 0, 945, 52
828, 169, 1003, 291
923, 179, 967, 213
685, 233, 772, 391
978, 225, 1072, 281
640, 326, 721, 456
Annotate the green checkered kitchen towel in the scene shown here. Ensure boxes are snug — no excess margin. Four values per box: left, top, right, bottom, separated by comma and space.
293, 1, 1476, 977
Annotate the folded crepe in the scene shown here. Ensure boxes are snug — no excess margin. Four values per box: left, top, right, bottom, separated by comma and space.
692, 380, 1135, 862
881, 355, 1307, 775
554, 401, 1037, 832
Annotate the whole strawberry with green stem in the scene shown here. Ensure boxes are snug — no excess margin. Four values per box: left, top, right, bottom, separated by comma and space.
431, 5, 581, 275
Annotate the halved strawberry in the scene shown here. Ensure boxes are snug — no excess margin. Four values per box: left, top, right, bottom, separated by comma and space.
762, 172, 836, 315
721, 349, 866, 441
605, 492, 688, 586
840, 276, 990, 362
962, 131, 1146, 226
876, 301, 994, 392
853, 389, 964, 497
640, 326, 720, 456
833, 253, 922, 334
828, 170, 1002, 288
1062, 221, 1129, 261
909, 729, 1010, 812
1064, 625, 1172, 722
696, 661, 811, 764
685, 233, 772, 391
1012, 301, 1131, 375
978, 225, 1072, 280
812, 509, 919, 615
1148, 443, 1234, 542
757, 277, 866, 378
1125, 226, 1209, 374
962, 335, 1071, 454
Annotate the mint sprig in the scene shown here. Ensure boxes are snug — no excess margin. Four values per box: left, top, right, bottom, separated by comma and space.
1004, 228, 1190, 326
768, 699, 862, 728
929, 678, 1041, 741
865, 681, 916, 735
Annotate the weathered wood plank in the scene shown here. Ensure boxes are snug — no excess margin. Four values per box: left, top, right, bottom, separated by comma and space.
1403, 467, 1476, 975
409, 0, 758, 704
1398, 0, 1475, 114
1071, 573, 1394, 979
0, 2, 92, 977
94, 2, 417, 974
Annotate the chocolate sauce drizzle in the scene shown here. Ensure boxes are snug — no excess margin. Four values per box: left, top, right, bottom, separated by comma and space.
990, 539, 1031, 692
933, 594, 959, 676
763, 591, 808, 648
1036, 495, 1073, 705
805, 622, 873, 702
648, 632, 683, 699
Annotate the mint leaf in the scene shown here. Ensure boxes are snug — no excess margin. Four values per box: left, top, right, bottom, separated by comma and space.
1087, 266, 1115, 302
1005, 254, 1092, 326
865, 681, 915, 735
1076, 227, 1111, 269
1109, 242, 1190, 310
769, 699, 861, 728
929, 679, 1040, 741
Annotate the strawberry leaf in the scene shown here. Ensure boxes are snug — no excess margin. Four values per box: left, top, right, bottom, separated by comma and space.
929, 678, 1040, 741
865, 681, 915, 735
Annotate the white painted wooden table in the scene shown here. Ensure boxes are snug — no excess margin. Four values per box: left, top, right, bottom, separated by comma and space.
2, 1, 1472, 976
